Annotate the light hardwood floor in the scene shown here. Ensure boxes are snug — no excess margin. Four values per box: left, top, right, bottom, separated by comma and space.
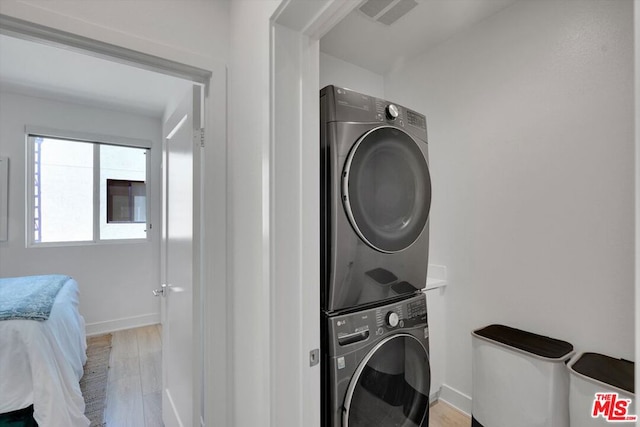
105, 325, 162, 427
429, 400, 471, 427
105, 325, 469, 427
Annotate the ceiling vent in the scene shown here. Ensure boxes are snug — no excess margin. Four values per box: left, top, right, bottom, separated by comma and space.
358, 0, 419, 26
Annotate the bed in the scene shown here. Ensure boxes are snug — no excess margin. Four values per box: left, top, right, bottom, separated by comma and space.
0, 275, 90, 426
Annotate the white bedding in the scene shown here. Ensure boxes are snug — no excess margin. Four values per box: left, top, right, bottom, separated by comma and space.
0, 277, 90, 426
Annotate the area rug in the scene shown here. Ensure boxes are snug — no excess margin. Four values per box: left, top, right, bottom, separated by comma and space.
80, 333, 112, 427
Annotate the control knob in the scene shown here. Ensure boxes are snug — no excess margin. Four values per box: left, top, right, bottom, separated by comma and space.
386, 311, 400, 328
386, 104, 399, 120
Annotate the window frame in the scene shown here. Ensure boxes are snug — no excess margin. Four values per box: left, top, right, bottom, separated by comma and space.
25, 126, 152, 247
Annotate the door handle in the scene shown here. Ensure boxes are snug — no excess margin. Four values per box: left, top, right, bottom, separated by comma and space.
153, 283, 168, 297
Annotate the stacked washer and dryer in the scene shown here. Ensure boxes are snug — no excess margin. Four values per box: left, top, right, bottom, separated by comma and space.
320, 85, 433, 427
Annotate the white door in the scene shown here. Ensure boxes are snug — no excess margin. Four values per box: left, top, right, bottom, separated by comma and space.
159, 87, 200, 427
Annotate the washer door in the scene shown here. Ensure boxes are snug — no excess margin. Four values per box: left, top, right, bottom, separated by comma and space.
343, 126, 431, 253
343, 334, 430, 427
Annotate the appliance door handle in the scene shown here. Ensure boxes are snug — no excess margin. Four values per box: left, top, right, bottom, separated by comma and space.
338, 329, 370, 346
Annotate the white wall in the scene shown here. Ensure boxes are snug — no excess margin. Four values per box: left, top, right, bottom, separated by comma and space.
385, 0, 635, 408
319, 52, 385, 98
0, 90, 162, 333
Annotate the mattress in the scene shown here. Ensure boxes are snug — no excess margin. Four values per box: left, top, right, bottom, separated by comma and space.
0, 277, 90, 426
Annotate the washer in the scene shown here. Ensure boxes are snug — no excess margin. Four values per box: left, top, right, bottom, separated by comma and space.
321, 85, 432, 313
322, 293, 431, 427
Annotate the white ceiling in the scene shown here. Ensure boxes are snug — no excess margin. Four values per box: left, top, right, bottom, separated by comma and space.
0, 2, 518, 114
0, 34, 193, 118
320, 0, 518, 75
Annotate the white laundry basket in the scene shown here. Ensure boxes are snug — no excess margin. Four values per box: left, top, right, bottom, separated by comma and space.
568, 352, 635, 426
471, 324, 574, 427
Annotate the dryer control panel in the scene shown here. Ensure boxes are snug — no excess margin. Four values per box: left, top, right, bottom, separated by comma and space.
321, 85, 428, 141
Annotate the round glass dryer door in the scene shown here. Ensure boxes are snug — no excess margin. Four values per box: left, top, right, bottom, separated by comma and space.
343, 334, 430, 427
343, 126, 431, 253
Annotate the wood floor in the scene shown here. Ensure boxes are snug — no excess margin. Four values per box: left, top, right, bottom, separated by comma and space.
429, 400, 471, 427
104, 325, 469, 427
105, 325, 162, 427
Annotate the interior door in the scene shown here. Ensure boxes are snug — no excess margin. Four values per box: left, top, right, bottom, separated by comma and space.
160, 87, 198, 427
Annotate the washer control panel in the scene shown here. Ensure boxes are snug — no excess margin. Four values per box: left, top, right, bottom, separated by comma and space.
374, 296, 427, 335
386, 311, 400, 327
329, 294, 428, 351
326, 293, 428, 355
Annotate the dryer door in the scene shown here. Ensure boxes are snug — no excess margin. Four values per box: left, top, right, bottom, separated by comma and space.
342, 126, 431, 253
343, 333, 431, 427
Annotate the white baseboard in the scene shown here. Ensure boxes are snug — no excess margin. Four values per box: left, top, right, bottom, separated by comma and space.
85, 312, 160, 336
439, 384, 472, 416
429, 387, 441, 404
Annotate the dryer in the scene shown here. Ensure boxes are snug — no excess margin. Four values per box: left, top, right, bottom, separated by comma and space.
321, 85, 432, 313
322, 293, 431, 427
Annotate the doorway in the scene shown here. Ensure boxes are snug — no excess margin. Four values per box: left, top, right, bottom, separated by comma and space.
270, 2, 640, 427
0, 17, 227, 425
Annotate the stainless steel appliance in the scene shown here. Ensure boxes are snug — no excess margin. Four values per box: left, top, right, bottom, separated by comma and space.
321, 85, 432, 313
322, 293, 431, 426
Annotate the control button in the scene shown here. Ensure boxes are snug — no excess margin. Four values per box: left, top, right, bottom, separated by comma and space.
386, 311, 399, 328
377, 327, 384, 336
399, 119, 404, 127
399, 320, 405, 328
376, 113, 384, 121
386, 104, 399, 120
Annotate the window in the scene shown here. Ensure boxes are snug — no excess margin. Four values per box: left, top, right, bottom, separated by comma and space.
27, 131, 150, 245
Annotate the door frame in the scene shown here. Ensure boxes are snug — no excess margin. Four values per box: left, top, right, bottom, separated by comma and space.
0, 14, 229, 427
273, 2, 640, 426
269, 2, 360, 426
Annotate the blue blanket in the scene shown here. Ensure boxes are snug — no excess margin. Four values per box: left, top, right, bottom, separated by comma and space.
0, 275, 70, 321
